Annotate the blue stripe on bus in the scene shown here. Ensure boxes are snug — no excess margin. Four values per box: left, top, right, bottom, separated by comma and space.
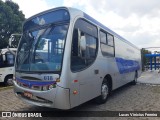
16, 77, 56, 88
115, 58, 140, 74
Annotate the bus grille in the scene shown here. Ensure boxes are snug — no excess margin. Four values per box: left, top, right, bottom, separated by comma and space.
16, 80, 56, 91
17, 92, 53, 104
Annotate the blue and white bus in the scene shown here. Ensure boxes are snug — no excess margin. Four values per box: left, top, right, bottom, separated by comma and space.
13, 7, 141, 109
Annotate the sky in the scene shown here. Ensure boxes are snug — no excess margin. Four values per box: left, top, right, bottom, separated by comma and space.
4, 0, 160, 52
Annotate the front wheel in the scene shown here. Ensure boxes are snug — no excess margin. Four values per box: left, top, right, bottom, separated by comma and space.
4, 76, 13, 86
95, 80, 109, 104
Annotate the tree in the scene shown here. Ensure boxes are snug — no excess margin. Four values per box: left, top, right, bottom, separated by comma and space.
0, 0, 25, 49
141, 48, 151, 71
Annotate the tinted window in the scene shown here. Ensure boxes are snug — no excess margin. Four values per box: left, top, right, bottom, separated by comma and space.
100, 31, 107, 44
100, 31, 114, 57
6, 53, 15, 66
0, 52, 15, 67
101, 44, 114, 56
74, 19, 98, 38
107, 33, 114, 46
71, 19, 98, 72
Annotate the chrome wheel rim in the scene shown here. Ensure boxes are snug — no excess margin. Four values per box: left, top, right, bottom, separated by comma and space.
102, 83, 108, 100
135, 76, 137, 82
7, 78, 13, 86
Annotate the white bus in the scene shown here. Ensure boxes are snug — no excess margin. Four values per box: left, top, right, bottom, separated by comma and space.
0, 48, 16, 85
13, 7, 141, 109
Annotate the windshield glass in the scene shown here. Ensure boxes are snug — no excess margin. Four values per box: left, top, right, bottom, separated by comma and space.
16, 24, 69, 72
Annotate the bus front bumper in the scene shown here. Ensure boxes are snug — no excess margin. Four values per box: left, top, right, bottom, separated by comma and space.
13, 80, 71, 109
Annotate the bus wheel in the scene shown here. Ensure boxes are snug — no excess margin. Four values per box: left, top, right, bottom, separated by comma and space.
131, 71, 138, 85
4, 76, 13, 86
95, 80, 109, 104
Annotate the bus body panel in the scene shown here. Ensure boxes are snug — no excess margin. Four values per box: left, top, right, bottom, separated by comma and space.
114, 36, 141, 84
0, 67, 14, 82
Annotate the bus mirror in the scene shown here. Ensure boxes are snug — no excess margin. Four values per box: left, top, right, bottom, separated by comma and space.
8, 34, 22, 48
9, 35, 14, 47
80, 36, 86, 51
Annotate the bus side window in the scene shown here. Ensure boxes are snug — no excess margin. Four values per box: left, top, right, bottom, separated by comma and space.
71, 29, 85, 71
100, 30, 115, 57
5, 53, 15, 67
71, 29, 97, 71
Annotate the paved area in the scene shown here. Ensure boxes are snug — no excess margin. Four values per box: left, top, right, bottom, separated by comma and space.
0, 71, 160, 120
138, 70, 160, 84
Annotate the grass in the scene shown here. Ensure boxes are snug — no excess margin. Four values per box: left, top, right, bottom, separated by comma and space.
0, 86, 13, 92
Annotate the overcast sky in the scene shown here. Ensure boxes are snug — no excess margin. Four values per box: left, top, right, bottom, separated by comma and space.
5, 0, 160, 51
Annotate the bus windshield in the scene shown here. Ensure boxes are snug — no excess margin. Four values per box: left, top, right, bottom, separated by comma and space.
16, 24, 69, 72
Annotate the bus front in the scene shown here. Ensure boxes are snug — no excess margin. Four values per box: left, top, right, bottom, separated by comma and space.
13, 8, 71, 109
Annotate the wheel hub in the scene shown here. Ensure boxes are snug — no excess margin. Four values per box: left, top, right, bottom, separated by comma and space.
102, 84, 108, 100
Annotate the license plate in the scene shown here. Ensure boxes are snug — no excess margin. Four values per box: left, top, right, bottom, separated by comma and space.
24, 91, 33, 98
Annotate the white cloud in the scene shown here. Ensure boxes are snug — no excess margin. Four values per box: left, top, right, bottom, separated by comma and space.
63, 0, 160, 50
12, 0, 53, 18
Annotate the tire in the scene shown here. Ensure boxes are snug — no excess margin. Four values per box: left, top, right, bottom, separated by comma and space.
4, 76, 13, 86
131, 72, 138, 85
95, 79, 109, 104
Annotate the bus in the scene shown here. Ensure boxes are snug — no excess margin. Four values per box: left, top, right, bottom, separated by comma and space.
0, 34, 21, 85
13, 7, 141, 109
0, 48, 16, 85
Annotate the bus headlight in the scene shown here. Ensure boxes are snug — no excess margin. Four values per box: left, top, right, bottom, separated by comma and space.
48, 85, 53, 90
49, 84, 56, 90
42, 84, 56, 91
42, 86, 49, 91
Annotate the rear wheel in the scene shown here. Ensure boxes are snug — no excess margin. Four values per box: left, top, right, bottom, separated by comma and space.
131, 71, 138, 85
4, 76, 13, 86
95, 79, 110, 104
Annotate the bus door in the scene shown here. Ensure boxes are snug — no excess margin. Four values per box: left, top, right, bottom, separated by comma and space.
71, 26, 100, 104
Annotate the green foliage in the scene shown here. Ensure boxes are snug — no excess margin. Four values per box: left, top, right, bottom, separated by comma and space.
141, 48, 151, 71
0, 0, 25, 49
